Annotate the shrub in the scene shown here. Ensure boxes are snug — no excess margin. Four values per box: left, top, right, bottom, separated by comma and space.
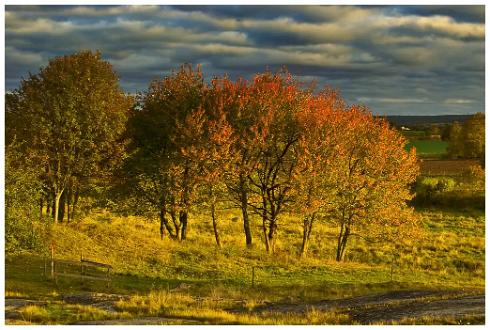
416, 177, 455, 197
5, 141, 44, 253
19, 305, 49, 323
463, 165, 485, 188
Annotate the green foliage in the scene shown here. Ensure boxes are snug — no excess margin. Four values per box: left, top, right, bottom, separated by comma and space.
120, 64, 207, 240
5, 141, 44, 253
7, 50, 133, 223
413, 175, 483, 210
447, 113, 485, 161
414, 176, 456, 205
416, 177, 456, 195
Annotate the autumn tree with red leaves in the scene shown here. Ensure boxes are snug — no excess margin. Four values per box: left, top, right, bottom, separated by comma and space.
177, 83, 236, 247
123, 64, 420, 258
244, 71, 304, 253
292, 88, 346, 257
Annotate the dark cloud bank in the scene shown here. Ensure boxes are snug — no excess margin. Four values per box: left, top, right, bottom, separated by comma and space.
5, 5, 484, 115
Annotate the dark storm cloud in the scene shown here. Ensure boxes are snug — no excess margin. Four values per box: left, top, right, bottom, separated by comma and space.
5, 5, 484, 115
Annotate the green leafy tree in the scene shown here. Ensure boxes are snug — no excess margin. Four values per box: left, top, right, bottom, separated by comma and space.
447, 121, 464, 158
463, 113, 485, 162
448, 113, 484, 163
6, 51, 132, 223
124, 64, 207, 240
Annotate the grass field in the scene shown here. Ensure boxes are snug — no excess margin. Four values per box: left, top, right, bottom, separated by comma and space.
5, 196, 485, 324
406, 140, 448, 158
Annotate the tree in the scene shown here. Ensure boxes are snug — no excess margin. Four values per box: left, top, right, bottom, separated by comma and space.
292, 88, 346, 257
447, 113, 485, 163
211, 76, 257, 247
327, 107, 420, 261
447, 121, 464, 158
245, 71, 303, 253
177, 92, 235, 247
124, 64, 207, 241
463, 113, 485, 162
6, 51, 133, 223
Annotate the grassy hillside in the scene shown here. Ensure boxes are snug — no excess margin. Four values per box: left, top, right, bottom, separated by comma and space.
5, 203, 484, 324
7, 206, 484, 292
6, 168, 485, 325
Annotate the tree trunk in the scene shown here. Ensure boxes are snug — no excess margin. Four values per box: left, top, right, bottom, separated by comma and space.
159, 208, 165, 240
300, 214, 315, 257
51, 194, 55, 218
66, 186, 72, 222
159, 207, 175, 239
53, 188, 64, 224
71, 188, 79, 221
58, 189, 66, 223
46, 194, 51, 216
180, 210, 188, 241
170, 209, 181, 240
268, 218, 277, 253
339, 225, 350, 261
336, 223, 345, 261
239, 174, 252, 247
262, 208, 270, 253
39, 195, 44, 218
211, 201, 221, 247
336, 224, 350, 262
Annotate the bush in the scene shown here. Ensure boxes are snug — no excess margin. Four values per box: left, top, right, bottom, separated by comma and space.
5, 141, 44, 253
413, 175, 483, 210
416, 177, 456, 197
462, 165, 485, 189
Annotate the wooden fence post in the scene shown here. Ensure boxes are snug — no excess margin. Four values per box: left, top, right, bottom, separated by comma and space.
106, 267, 110, 288
390, 255, 395, 282
51, 244, 55, 280
81, 253, 84, 284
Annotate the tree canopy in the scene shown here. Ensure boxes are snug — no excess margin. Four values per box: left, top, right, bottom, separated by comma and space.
7, 53, 422, 261
6, 51, 133, 223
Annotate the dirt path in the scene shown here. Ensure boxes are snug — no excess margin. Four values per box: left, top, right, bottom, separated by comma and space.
5, 293, 199, 325
251, 289, 485, 324
72, 317, 200, 325
6, 289, 484, 324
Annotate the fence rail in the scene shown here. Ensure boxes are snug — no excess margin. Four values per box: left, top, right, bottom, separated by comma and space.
46, 246, 112, 287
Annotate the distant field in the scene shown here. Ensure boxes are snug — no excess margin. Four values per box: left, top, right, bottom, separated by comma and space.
419, 159, 480, 176
406, 140, 448, 158
401, 130, 427, 140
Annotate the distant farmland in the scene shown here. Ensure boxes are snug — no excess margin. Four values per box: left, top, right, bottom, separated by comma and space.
419, 159, 480, 176
406, 140, 448, 158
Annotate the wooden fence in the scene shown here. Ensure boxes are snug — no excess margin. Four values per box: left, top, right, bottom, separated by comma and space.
45, 246, 112, 287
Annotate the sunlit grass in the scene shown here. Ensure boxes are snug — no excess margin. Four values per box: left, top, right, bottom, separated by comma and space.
19, 305, 49, 323
5, 196, 484, 324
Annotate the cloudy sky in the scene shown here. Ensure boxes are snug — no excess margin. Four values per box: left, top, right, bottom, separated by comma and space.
5, 5, 485, 115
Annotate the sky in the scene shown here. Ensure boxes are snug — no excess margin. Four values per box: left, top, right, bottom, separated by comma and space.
5, 5, 485, 115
